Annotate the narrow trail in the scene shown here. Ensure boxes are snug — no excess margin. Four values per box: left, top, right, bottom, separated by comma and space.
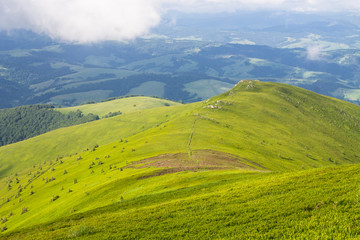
187, 116, 199, 165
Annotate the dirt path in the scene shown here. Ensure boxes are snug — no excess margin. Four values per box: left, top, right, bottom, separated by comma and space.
187, 116, 198, 164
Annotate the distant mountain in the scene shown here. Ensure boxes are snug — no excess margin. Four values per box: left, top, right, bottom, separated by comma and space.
1, 11, 360, 109
1, 33, 360, 108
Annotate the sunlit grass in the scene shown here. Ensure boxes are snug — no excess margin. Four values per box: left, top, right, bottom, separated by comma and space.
2, 81, 360, 238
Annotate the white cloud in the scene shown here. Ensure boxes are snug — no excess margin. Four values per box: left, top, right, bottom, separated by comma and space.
0, 0, 359, 43
0, 0, 162, 43
306, 45, 324, 61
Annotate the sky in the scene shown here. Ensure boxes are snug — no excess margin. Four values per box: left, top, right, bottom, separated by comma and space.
0, 0, 359, 43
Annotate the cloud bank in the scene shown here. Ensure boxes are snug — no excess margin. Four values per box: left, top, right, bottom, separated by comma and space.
0, 0, 359, 43
0, 0, 162, 43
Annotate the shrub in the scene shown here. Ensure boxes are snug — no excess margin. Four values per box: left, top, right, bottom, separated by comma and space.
1, 226, 7, 232
103, 111, 122, 118
21, 207, 28, 214
73, 179, 77, 184
51, 195, 59, 202
68, 225, 95, 237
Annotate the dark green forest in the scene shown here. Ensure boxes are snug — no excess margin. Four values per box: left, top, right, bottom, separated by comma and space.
0, 105, 99, 146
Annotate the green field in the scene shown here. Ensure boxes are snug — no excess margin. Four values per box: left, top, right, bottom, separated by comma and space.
2, 165, 360, 239
57, 96, 180, 117
1, 81, 360, 239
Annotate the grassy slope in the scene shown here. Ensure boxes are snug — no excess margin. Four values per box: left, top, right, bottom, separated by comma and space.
1, 81, 360, 238
2, 165, 360, 239
0, 103, 190, 178
56, 96, 180, 117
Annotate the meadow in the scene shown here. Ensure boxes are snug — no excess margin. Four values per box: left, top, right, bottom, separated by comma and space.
1, 81, 360, 239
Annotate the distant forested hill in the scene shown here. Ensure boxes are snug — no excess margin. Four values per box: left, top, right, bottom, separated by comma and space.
0, 105, 99, 146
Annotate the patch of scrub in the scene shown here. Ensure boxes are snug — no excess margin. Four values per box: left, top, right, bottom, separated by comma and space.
184, 79, 234, 100
127, 149, 264, 179
128, 81, 166, 97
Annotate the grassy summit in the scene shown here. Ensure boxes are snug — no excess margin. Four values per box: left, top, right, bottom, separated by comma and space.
1, 81, 360, 238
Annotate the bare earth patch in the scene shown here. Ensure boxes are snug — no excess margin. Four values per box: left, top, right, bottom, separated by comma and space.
126, 149, 267, 179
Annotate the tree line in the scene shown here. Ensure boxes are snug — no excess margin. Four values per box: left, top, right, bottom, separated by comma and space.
0, 104, 99, 147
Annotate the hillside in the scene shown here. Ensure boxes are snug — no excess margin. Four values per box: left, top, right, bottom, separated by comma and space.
57, 96, 181, 118
0, 97, 180, 148
1, 81, 360, 238
0, 105, 99, 147
2, 164, 360, 239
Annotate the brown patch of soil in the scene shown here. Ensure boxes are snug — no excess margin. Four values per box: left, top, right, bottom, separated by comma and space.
127, 149, 266, 179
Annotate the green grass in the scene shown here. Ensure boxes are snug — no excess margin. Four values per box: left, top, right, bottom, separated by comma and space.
0, 103, 190, 178
2, 81, 360, 238
57, 96, 180, 117
2, 165, 360, 239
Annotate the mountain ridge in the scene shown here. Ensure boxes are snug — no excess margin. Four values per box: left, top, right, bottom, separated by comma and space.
1, 81, 360, 237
